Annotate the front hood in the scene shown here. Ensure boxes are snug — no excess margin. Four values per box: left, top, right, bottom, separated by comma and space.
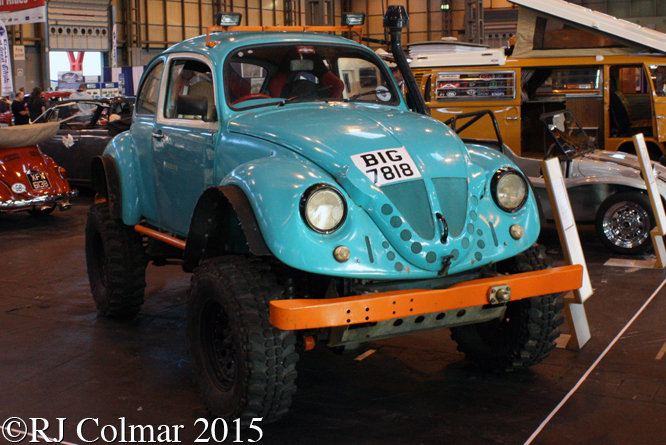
229, 102, 469, 181
580, 150, 666, 177
0, 146, 73, 207
229, 103, 498, 273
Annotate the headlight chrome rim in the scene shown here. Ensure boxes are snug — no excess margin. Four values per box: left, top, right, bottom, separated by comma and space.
491, 167, 528, 213
300, 184, 348, 234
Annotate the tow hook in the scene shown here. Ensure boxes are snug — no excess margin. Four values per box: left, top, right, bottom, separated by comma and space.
488, 285, 511, 305
435, 212, 448, 244
438, 254, 454, 277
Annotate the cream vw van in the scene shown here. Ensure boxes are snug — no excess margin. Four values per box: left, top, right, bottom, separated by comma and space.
410, 0, 666, 159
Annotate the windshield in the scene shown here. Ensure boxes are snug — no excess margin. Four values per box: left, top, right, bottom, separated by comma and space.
540, 110, 596, 160
35, 102, 102, 125
226, 43, 400, 109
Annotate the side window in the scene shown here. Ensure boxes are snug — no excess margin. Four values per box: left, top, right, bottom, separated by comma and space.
533, 16, 628, 50
434, 70, 516, 101
136, 61, 164, 115
164, 58, 216, 122
649, 65, 666, 97
616, 66, 648, 94
535, 67, 601, 97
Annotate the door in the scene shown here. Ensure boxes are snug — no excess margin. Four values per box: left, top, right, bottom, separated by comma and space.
131, 59, 165, 224
152, 55, 219, 235
647, 64, 666, 142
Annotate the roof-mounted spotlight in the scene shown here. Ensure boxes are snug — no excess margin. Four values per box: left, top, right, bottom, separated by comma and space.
216, 12, 242, 27
341, 12, 365, 27
383, 5, 409, 31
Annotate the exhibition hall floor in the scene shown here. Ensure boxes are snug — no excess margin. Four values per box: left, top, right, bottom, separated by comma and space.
1, 190, 665, 444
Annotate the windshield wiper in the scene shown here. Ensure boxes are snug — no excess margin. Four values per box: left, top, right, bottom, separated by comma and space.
277, 85, 333, 107
344, 89, 390, 102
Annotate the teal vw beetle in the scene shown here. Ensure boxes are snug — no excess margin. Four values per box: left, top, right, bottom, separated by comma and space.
86, 6, 582, 424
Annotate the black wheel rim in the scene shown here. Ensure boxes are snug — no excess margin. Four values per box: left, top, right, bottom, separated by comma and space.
201, 299, 237, 392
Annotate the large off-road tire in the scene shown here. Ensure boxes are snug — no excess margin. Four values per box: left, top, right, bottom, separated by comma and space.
450, 245, 564, 372
85, 203, 147, 318
596, 191, 654, 255
187, 256, 299, 425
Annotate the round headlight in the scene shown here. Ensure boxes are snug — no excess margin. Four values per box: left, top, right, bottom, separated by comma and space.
491, 168, 528, 213
301, 185, 347, 233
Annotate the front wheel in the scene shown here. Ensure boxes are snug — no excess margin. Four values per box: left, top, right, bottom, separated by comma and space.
85, 203, 147, 317
596, 191, 654, 255
450, 245, 564, 372
187, 256, 299, 425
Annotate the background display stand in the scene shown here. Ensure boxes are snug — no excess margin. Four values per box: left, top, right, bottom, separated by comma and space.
635, 134, 666, 267
541, 157, 594, 349
604, 134, 666, 269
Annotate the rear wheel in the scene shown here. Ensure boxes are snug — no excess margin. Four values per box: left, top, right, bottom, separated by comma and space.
187, 256, 299, 425
28, 205, 55, 217
450, 245, 564, 372
596, 191, 654, 255
85, 203, 147, 318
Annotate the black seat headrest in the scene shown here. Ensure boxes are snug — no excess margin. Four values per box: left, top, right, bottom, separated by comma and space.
176, 95, 208, 119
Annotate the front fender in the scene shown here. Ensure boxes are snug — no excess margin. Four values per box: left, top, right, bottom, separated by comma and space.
530, 174, 666, 222
102, 132, 153, 226
220, 157, 439, 279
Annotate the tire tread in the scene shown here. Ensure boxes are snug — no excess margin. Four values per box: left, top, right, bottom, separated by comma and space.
188, 256, 298, 425
451, 244, 564, 372
85, 203, 146, 318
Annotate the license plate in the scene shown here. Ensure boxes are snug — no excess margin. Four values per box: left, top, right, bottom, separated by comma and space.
351, 147, 422, 186
28, 172, 51, 190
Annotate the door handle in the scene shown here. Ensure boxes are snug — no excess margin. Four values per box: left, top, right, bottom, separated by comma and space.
152, 132, 165, 139
657, 116, 665, 120
505, 117, 518, 120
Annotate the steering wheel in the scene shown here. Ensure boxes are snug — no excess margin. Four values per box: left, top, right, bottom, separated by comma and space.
232, 93, 272, 105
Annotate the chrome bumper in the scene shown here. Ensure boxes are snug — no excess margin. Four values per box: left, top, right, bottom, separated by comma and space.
0, 189, 79, 210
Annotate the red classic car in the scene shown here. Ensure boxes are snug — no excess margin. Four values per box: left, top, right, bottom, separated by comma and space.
0, 122, 77, 215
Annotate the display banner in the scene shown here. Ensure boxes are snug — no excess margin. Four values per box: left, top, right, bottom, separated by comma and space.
0, 19, 13, 96
0, 0, 45, 25
112, 24, 117, 67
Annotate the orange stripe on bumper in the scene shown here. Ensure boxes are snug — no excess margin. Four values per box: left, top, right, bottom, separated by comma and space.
270, 265, 583, 330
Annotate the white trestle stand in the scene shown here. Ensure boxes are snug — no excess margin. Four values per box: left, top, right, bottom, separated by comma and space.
541, 157, 593, 349
633, 133, 666, 268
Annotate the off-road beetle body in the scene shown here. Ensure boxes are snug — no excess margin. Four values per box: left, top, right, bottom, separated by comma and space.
86, 6, 582, 424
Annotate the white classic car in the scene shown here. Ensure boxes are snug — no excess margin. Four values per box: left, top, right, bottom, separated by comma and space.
448, 110, 665, 255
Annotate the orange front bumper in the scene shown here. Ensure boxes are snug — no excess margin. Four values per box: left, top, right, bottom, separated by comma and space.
270, 265, 583, 330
